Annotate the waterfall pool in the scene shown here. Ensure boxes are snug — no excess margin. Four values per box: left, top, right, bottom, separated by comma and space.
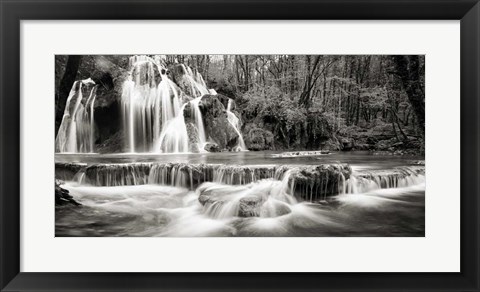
56, 150, 423, 169
55, 151, 425, 237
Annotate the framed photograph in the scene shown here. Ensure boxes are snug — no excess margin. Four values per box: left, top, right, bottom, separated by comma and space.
1, 0, 479, 291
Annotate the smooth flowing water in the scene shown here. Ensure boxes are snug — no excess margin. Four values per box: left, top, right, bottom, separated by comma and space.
119, 56, 233, 154
226, 99, 247, 151
55, 152, 425, 237
121, 55, 186, 153
55, 78, 97, 153
56, 55, 247, 155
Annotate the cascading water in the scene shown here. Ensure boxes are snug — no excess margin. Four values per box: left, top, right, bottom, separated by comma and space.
199, 174, 297, 219
56, 160, 425, 237
121, 55, 163, 153
86, 85, 97, 152
193, 68, 208, 89
55, 78, 97, 153
226, 99, 247, 151
155, 103, 190, 153
182, 65, 210, 97
121, 56, 219, 153
56, 160, 425, 203
341, 166, 425, 194
189, 97, 207, 151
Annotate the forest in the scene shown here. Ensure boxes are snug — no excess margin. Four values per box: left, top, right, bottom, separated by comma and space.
55, 54, 425, 154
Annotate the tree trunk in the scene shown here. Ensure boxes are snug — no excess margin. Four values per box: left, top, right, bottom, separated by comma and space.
390, 108, 409, 141
391, 55, 425, 135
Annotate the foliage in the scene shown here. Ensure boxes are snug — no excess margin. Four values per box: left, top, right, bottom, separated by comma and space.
204, 54, 424, 150
55, 54, 425, 152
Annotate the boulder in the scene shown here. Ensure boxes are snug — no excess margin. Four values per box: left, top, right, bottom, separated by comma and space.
183, 102, 193, 122
96, 129, 125, 154
200, 94, 240, 149
55, 180, 81, 206
94, 100, 122, 150
303, 112, 333, 148
91, 71, 114, 92
353, 143, 372, 150
55, 162, 86, 181
79, 55, 130, 109
197, 184, 266, 218
340, 138, 354, 151
170, 64, 202, 98
198, 193, 213, 206
289, 164, 352, 201
207, 77, 238, 99
215, 93, 232, 110
321, 138, 341, 151
244, 125, 274, 151
204, 142, 220, 152
186, 123, 200, 152
238, 196, 264, 217
405, 138, 423, 149
375, 139, 390, 150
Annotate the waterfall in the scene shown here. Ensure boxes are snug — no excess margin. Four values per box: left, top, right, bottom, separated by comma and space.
226, 99, 247, 151
155, 103, 189, 153
55, 78, 97, 153
189, 97, 207, 151
86, 86, 97, 152
181, 65, 210, 97
56, 161, 351, 200
56, 161, 424, 202
121, 56, 213, 153
193, 68, 208, 88
198, 168, 296, 219
342, 166, 425, 194
121, 55, 163, 153
176, 64, 210, 151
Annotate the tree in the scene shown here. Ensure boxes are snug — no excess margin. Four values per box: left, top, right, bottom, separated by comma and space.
298, 56, 337, 108
391, 55, 425, 136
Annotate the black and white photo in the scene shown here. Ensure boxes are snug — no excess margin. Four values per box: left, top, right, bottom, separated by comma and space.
55, 54, 425, 237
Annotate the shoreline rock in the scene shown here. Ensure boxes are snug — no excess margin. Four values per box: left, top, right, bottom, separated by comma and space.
55, 180, 81, 206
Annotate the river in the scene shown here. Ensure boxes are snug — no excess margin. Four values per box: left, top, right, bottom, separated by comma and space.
55, 151, 425, 237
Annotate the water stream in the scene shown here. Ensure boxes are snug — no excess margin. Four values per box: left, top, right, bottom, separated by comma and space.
56, 152, 425, 237
226, 99, 247, 151
118, 55, 245, 154
56, 55, 247, 155
55, 78, 97, 153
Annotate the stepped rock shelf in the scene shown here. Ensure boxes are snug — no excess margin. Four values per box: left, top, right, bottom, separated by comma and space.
55, 153, 425, 236
56, 161, 424, 203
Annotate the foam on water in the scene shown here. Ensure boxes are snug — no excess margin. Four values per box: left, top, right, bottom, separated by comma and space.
57, 164, 425, 237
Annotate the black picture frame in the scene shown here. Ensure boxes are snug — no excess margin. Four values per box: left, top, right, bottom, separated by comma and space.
1, 0, 479, 291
